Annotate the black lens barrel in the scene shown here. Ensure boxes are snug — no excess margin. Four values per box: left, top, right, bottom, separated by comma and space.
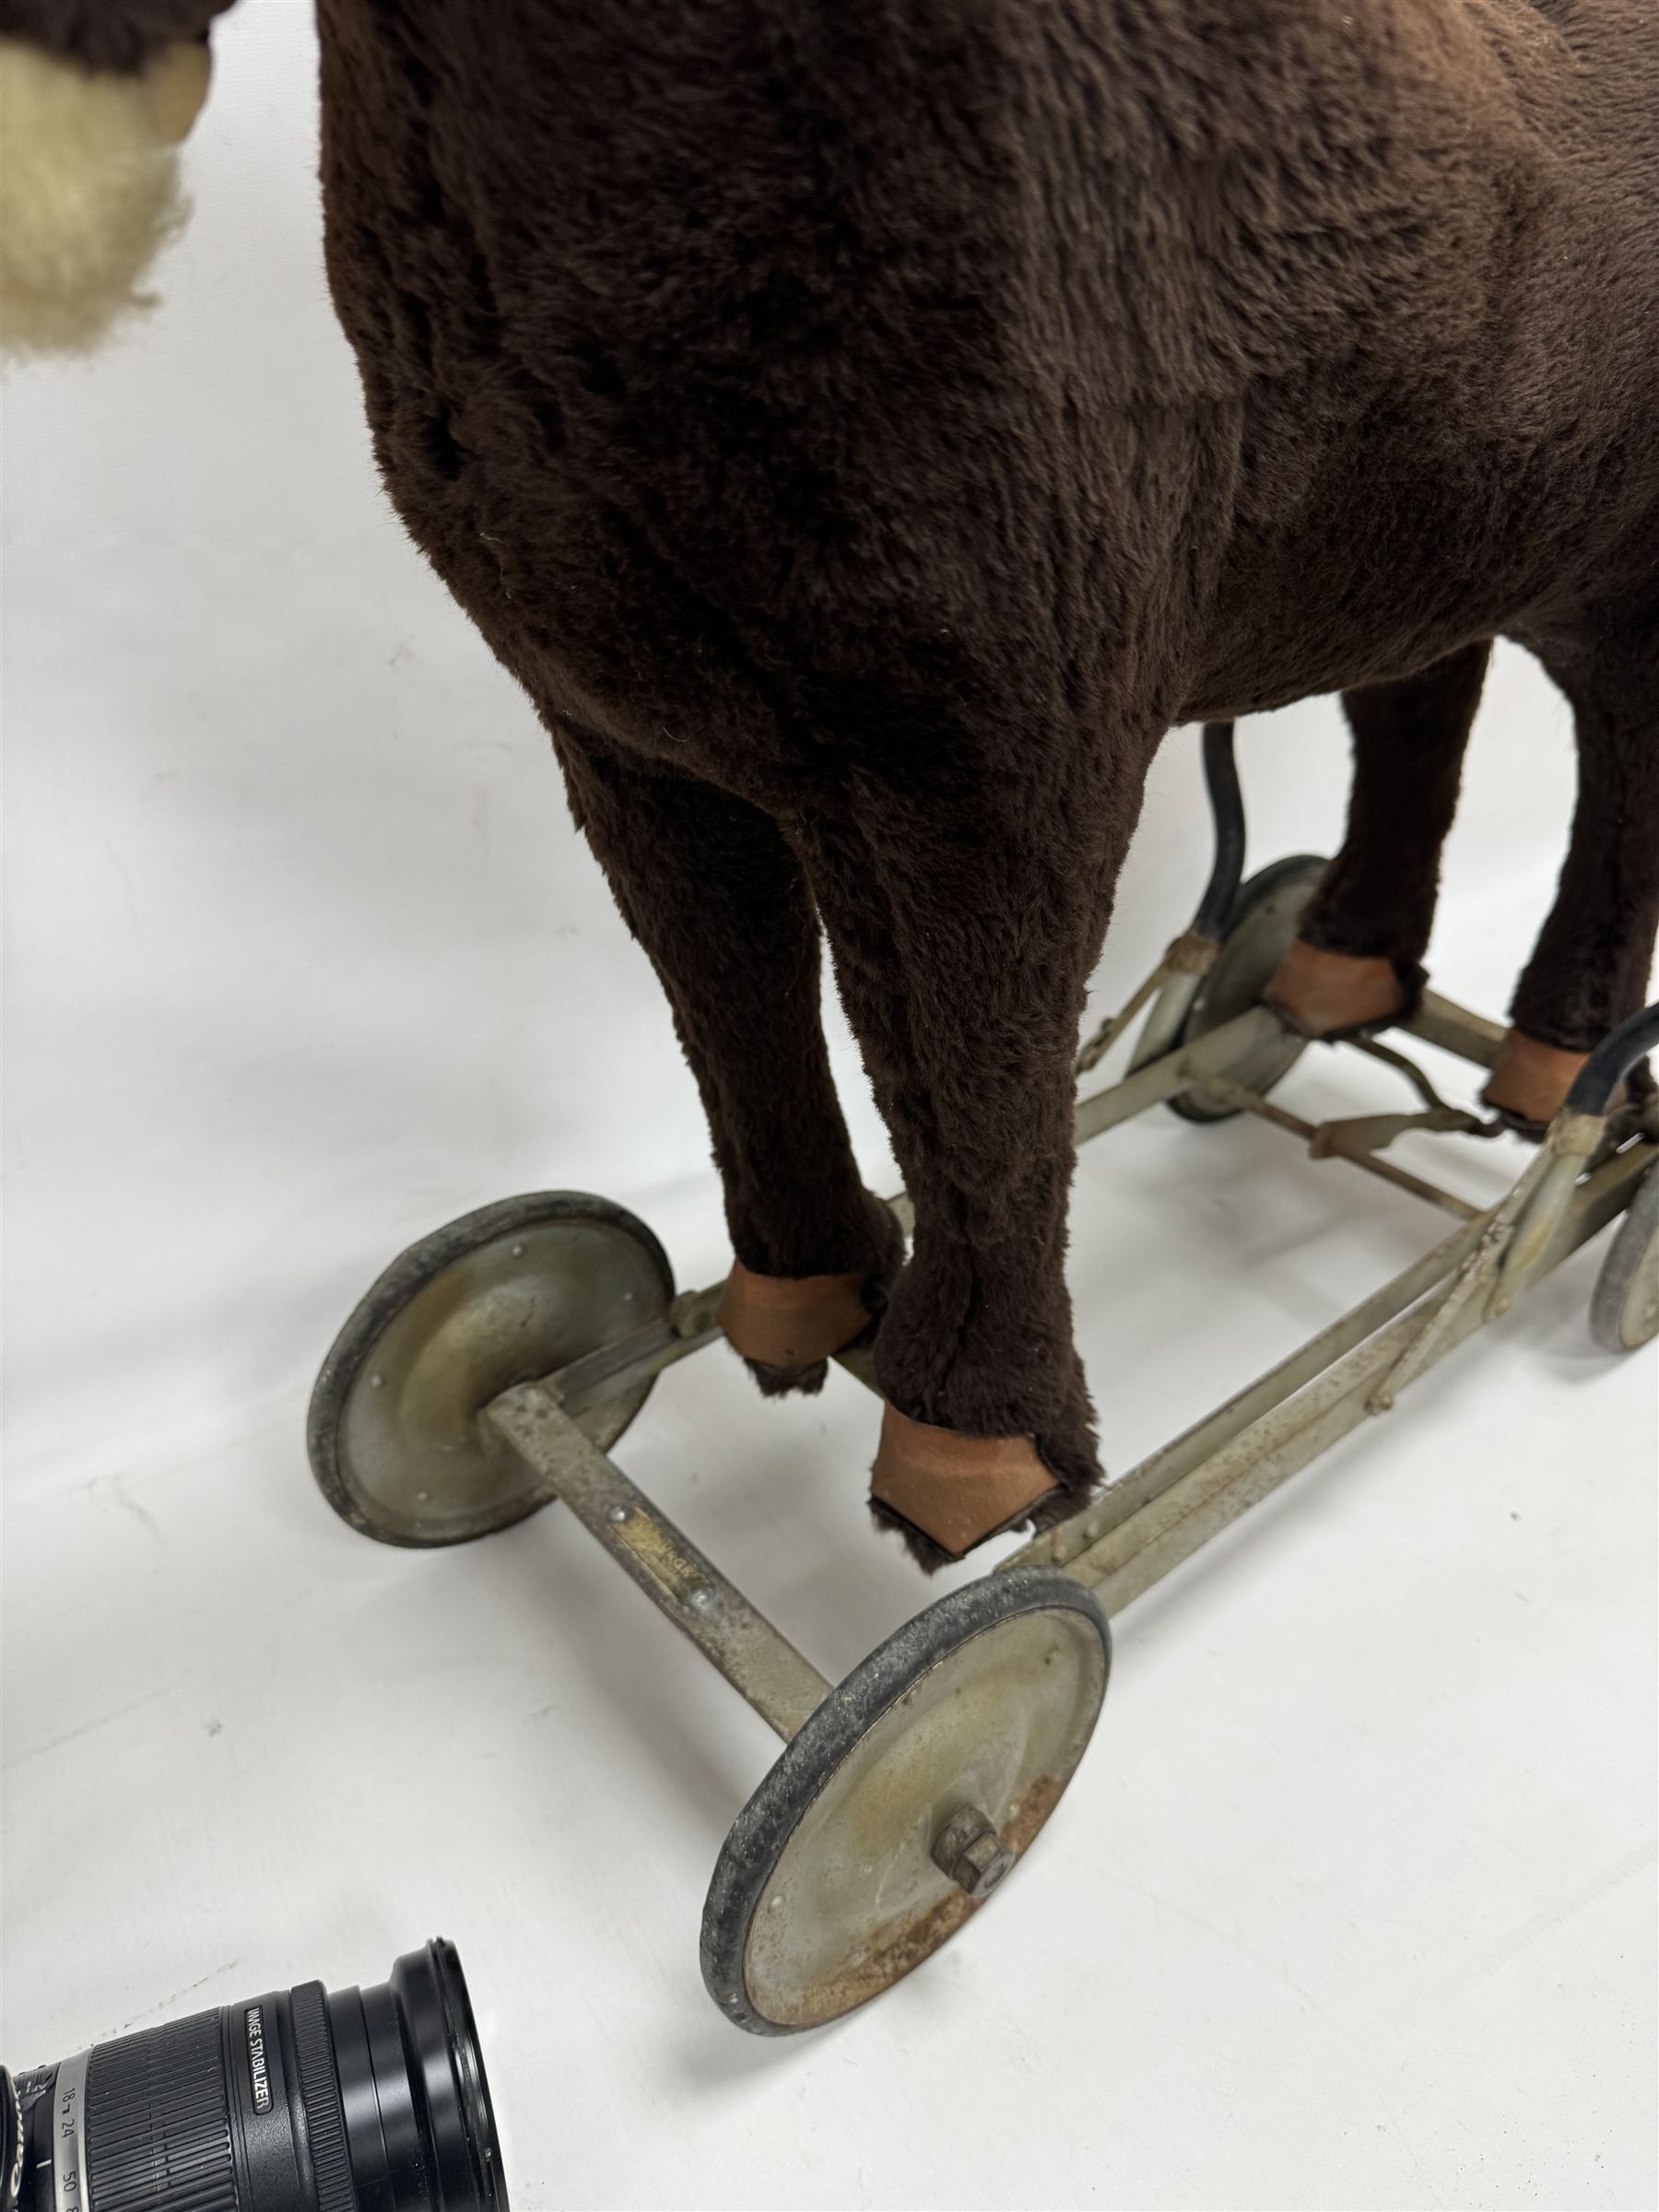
288, 1985, 357, 2212
390, 1943, 501, 2212
2, 1943, 505, 2212
92, 2007, 241, 2212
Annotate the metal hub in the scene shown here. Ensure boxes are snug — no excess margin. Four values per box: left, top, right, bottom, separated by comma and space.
701, 1571, 1110, 2034
932, 1806, 1016, 1899
308, 1192, 674, 1546
1172, 853, 1329, 1122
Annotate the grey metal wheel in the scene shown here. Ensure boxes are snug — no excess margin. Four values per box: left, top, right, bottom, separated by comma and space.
701, 1570, 1110, 2034
1590, 1157, 1659, 1353
1171, 852, 1329, 1123
308, 1192, 674, 1546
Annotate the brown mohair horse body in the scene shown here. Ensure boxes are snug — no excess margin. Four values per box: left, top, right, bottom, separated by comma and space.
14, 0, 1657, 1553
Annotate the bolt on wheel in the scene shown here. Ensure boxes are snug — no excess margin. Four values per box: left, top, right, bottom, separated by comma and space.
701, 1569, 1110, 2034
308, 1191, 674, 1546
1171, 852, 1329, 1121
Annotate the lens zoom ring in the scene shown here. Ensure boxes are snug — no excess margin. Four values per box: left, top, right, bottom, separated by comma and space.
290, 1981, 359, 2212
85, 2011, 238, 2212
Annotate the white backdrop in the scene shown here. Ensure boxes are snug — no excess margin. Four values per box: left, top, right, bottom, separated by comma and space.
3, 6, 1654, 2207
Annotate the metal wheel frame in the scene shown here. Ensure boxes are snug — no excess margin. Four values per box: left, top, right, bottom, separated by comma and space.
304, 723, 1659, 2033
307, 1191, 675, 1547
1168, 851, 1327, 1122
1590, 1155, 1659, 1353
700, 1570, 1110, 2035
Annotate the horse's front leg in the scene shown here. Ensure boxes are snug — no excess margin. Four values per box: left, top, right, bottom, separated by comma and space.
554, 730, 903, 1394
798, 745, 1150, 1564
1493, 619, 1659, 1128
1267, 641, 1490, 1036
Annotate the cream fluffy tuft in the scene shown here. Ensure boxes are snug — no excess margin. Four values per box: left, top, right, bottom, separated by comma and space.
0, 38, 206, 359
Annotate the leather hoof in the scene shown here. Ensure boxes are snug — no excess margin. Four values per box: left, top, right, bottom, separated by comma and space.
1482, 1029, 1593, 1131
718, 1261, 871, 1370
1265, 939, 1406, 1038
870, 1406, 1058, 1559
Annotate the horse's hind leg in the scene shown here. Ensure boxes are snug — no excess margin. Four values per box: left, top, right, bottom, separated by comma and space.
1268, 641, 1490, 1034
1490, 624, 1659, 1129
553, 731, 902, 1392
798, 753, 1141, 1564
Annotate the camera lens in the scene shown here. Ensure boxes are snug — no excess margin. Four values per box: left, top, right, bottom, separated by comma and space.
3, 1940, 507, 2212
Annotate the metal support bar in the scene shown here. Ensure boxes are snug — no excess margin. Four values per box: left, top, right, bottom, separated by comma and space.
1006, 1207, 1491, 1574
1030, 1139, 1652, 1616
1366, 1138, 1567, 1410
1400, 991, 1507, 1070
1076, 965, 1165, 1077
1488, 1112, 1608, 1315
1125, 950, 1211, 1075
1194, 1074, 1482, 1219
1079, 1006, 1280, 1143
485, 1382, 832, 1742
1350, 1032, 1488, 1119
551, 1289, 723, 1422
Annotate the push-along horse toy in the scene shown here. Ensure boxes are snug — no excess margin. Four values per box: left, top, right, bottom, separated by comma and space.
307, 726, 1659, 2030
6, 0, 1654, 2035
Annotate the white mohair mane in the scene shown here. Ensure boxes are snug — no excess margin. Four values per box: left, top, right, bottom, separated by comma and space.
0, 38, 208, 359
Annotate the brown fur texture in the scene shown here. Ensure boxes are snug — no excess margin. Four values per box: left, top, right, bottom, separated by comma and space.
15, 0, 1658, 1536
1304, 643, 1494, 1012
0, 0, 229, 72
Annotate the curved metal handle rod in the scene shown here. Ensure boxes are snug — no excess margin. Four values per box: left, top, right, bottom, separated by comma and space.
1193, 721, 1246, 937
1567, 999, 1659, 1116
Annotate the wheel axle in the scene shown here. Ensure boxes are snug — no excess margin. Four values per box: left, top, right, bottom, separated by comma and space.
932, 1807, 1016, 1900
